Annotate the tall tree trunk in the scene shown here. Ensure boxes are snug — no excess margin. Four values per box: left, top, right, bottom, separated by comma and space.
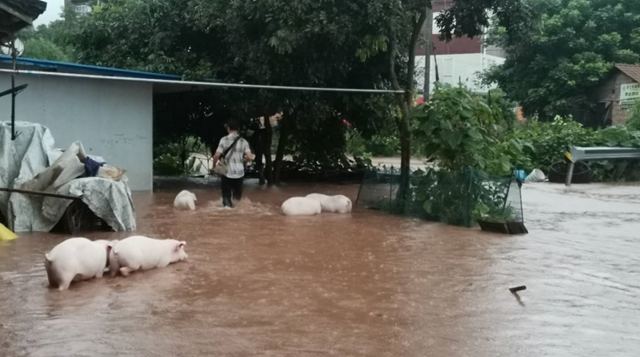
389, 6, 428, 201
397, 106, 412, 200
273, 111, 292, 185
423, 5, 433, 99
264, 115, 274, 185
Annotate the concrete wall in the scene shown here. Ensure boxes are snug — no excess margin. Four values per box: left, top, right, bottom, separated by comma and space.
0, 74, 153, 191
591, 71, 637, 125
415, 53, 505, 93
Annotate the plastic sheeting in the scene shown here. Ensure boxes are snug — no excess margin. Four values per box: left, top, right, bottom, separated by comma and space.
0, 121, 136, 232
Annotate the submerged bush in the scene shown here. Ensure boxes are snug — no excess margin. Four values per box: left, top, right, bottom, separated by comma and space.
511, 116, 640, 181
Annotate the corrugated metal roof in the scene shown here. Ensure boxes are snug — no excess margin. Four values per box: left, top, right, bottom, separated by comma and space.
615, 64, 640, 83
0, 0, 46, 41
0, 55, 182, 80
1, 0, 46, 19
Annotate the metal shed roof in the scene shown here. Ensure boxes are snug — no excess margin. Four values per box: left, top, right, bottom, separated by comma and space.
0, 55, 182, 80
0, 0, 46, 41
0, 56, 402, 94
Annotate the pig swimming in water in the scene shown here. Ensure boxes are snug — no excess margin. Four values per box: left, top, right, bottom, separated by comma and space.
174, 190, 197, 210
281, 197, 322, 216
44, 237, 116, 291
305, 193, 352, 214
108, 236, 188, 277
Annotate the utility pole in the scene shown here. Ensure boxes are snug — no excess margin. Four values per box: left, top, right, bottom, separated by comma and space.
423, 3, 434, 99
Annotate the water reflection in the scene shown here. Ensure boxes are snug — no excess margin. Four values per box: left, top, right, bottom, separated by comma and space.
0, 181, 639, 356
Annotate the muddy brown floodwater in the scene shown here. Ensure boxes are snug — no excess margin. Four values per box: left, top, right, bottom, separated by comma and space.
1, 180, 640, 356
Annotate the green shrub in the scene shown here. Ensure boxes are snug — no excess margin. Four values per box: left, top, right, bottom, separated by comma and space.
625, 100, 640, 131
345, 129, 370, 158
509, 116, 598, 173
366, 166, 517, 227
153, 136, 204, 175
414, 168, 515, 226
153, 154, 182, 175
346, 128, 401, 157
509, 115, 640, 181
413, 85, 521, 176
366, 134, 400, 157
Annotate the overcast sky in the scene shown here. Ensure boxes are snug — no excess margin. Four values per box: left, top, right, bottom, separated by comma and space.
34, 0, 64, 26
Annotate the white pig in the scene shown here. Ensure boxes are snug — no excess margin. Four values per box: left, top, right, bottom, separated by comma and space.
174, 190, 197, 210
305, 193, 353, 214
108, 236, 188, 277
44, 237, 116, 291
281, 197, 322, 216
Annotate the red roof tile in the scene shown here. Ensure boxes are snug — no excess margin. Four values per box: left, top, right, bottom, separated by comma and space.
615, 64, 640, 83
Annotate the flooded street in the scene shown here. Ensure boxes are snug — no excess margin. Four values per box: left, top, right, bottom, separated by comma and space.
1, 181, 639, 356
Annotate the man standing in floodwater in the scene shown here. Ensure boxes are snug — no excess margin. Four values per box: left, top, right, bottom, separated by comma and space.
213, 120, 253, 208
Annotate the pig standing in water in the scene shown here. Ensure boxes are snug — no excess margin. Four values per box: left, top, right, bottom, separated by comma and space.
44, 238, 116, 291
109, 236, 188, 277
281, 197, 322, 216
305, 193, 352, 214
174, 190, 197, 210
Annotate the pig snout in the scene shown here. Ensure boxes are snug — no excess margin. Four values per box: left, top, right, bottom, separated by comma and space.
175, 241, 188, 262
336, 196, 353, 213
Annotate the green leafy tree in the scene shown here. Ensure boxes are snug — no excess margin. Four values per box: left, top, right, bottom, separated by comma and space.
19, 22, 74, 61
483, 0, 640, 118
49, 0, 524, 188
188, 0, 411, 184
23, 38, 69, 61
61, 0, 213, 77
356, 0, 528, 197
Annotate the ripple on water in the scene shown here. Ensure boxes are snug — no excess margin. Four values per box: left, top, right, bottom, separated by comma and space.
1, 182, 640, 357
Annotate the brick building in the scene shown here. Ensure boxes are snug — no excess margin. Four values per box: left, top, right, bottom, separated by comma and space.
416, 0, 506, 93
583, 64, 640, 127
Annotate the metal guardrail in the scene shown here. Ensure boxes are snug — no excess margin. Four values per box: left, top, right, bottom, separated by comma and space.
564, 147, 640, 186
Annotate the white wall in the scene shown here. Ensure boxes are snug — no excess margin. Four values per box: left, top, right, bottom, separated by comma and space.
431, 12, 442, 34
415, 53, 505, 94
0, 74, 153, 191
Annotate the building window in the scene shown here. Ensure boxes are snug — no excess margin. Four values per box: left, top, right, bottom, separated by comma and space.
74, 4, 92, 15
432, 12, 441, 35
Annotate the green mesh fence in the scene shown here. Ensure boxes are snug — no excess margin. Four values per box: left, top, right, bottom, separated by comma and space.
355, 166, 524, 228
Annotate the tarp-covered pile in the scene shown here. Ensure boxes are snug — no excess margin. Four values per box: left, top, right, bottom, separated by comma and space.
0, 121, 136, 232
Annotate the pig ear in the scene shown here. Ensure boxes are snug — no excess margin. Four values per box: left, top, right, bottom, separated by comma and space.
176, 241, 186, 252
